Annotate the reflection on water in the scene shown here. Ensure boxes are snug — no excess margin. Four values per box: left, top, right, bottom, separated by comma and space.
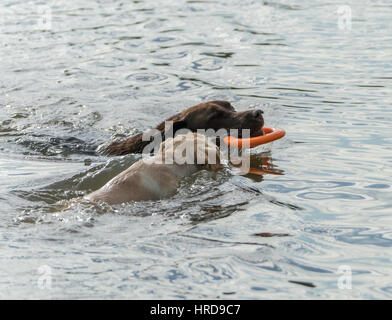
1, 0, 392, 299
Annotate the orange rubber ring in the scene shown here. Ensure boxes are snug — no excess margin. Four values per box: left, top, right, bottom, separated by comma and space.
223, 127, 285, 148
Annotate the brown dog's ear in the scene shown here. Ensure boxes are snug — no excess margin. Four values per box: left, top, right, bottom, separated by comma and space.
171, 120, 188, 134
163, 120, 189, 141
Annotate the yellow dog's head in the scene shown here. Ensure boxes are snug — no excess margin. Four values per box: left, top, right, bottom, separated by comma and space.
157, 132, 222, 171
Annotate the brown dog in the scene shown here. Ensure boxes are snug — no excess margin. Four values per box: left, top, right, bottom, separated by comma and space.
101, 100, 264, 156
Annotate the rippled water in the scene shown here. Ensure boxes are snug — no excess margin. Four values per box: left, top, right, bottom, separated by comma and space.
1, 0, 392, 299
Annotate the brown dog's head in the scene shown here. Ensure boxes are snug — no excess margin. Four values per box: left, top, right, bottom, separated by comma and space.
170, 101, 264, 138
102, 100, 265, 156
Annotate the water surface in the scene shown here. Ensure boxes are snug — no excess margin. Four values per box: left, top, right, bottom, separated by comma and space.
1, 0, 392, 299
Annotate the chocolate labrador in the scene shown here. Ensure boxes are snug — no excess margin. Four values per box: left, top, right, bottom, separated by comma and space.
100, 100, 264, 156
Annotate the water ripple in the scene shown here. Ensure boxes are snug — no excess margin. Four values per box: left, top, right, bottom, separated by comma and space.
297, 192, 366, 201
125, 72, 168, 82
192, 57, 223, 71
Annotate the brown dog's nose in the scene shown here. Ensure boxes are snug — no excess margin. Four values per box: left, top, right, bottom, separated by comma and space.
252, 110, 263, 119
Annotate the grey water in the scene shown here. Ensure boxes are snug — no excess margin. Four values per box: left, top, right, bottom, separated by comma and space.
0, 0, 391, 299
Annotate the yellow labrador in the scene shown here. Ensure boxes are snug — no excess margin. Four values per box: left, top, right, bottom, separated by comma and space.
84, 133, 222, 204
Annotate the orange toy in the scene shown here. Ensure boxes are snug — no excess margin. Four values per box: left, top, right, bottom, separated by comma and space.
223, 127, 285, 148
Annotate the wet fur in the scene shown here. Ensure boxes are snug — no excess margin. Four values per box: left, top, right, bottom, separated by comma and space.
85, 133, 222, 204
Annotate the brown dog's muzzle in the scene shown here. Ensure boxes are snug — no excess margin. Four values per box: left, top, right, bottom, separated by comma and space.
235, 109, 264, 137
